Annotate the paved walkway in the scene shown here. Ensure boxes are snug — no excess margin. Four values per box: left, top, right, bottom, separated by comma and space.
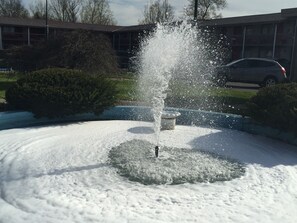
225, 82, 260, 91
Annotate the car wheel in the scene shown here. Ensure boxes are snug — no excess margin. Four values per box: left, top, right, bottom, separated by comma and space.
263, 77, 277, 87
216, 75, 227, 87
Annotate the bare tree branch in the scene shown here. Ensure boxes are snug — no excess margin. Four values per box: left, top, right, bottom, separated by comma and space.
80, 0, 116, 25
185, 0, 227, 20
0, 0, 29, 18
29, 0, 48, 19
50, 0, 80, 22
139, 0, 175, 24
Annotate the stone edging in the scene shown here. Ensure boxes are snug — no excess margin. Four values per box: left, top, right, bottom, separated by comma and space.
0, 106, 296, 146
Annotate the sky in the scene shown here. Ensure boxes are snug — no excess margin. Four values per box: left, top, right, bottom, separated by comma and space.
23, 0, 297, 25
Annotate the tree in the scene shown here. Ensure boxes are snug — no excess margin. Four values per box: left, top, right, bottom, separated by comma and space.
29, 0, 47, 19
50, 0, 80, 22
62, 30, 118, 73
185, 0, 227, 20
81, 0, 116, 25
139, 0, 175, 24
3, 30, 118, 74
0, 0, 29, 17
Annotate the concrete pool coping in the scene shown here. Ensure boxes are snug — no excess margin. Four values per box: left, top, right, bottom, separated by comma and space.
1, 106, 297, 147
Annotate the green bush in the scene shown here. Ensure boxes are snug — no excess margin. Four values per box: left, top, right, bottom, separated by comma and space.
247, 83, 297, 134
5, 68, 118, 118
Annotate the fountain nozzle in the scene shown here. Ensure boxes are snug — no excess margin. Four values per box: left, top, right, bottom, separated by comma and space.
155, 146, 159, 158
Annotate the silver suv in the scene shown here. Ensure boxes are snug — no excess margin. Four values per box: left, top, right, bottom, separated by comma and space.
214, 58, 287, 87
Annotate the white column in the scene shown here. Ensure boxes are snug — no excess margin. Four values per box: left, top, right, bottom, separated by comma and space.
129, 32, 132, 50
118, 33, 121, 50
241, 26, 246, 58
27, 27, 30, 45
0, 26, 3, 50
272, 24, 278, 58
290, 18, 297, 81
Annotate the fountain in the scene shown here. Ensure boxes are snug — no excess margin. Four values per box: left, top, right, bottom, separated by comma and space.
1, 22, 297, 223
136, 22, 215, 146
108, 22, 246, 184
160, 111, 181, 130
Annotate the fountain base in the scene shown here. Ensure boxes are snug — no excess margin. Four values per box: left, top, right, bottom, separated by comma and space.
161, 111, 181, 130
109, 139, 245, 185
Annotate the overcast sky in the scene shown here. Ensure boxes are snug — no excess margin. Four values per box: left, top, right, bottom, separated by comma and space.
23, 0, 297, 25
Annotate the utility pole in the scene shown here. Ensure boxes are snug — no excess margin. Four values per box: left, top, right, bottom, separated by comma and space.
45, 0, 49, 40
194, 0, 198, 20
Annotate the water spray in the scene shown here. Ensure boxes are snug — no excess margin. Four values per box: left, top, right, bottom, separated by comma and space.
137, 22, 220, 158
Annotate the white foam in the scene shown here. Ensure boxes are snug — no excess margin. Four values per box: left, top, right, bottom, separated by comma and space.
0, 121, 297, 222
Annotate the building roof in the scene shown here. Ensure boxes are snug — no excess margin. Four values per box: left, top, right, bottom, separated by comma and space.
201, 8, 297, 27
281, 7, 297, 17
1, 7, 297, 33
200, 13, 284, 27
0, 16, 122, 32
115, 24, 155, 32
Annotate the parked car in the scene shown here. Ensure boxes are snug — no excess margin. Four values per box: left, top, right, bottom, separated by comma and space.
213, 58, 287, 87
276, 58, 290, 77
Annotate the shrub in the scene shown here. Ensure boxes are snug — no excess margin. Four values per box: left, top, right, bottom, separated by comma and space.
62, 30, 118, 74
247, 83, 297, 134
5, 68, 118, 118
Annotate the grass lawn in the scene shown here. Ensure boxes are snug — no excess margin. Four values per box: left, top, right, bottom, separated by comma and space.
0, 72, 19, 100
165, 81, 257, 115
0, 72, 256, 115
111, 77, 256, 115
111, 78, 138, 101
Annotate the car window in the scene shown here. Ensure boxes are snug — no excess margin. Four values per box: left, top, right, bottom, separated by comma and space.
231, 60, 249, 68
247, 60, 275, 68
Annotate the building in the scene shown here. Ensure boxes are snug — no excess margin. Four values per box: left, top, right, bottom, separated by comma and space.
1, 7, 297, 81
201, 8, 297, 80
0, 16, 120, 49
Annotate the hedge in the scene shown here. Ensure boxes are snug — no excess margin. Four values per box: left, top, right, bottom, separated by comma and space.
5, 68, 118, 118
247, 83, 297, 135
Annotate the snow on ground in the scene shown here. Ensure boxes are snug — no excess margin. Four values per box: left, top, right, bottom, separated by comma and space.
0, 120, 297, 223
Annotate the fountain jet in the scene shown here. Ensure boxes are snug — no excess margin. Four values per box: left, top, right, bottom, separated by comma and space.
155, 146, 159, 157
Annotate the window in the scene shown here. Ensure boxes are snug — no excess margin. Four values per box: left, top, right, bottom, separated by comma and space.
261, 24, 274, 35
246, 25, 260, 35
247, 60, 275, 68
2, 26, 15, 33
233, 26, 243, 35
231, 60, 249, 68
